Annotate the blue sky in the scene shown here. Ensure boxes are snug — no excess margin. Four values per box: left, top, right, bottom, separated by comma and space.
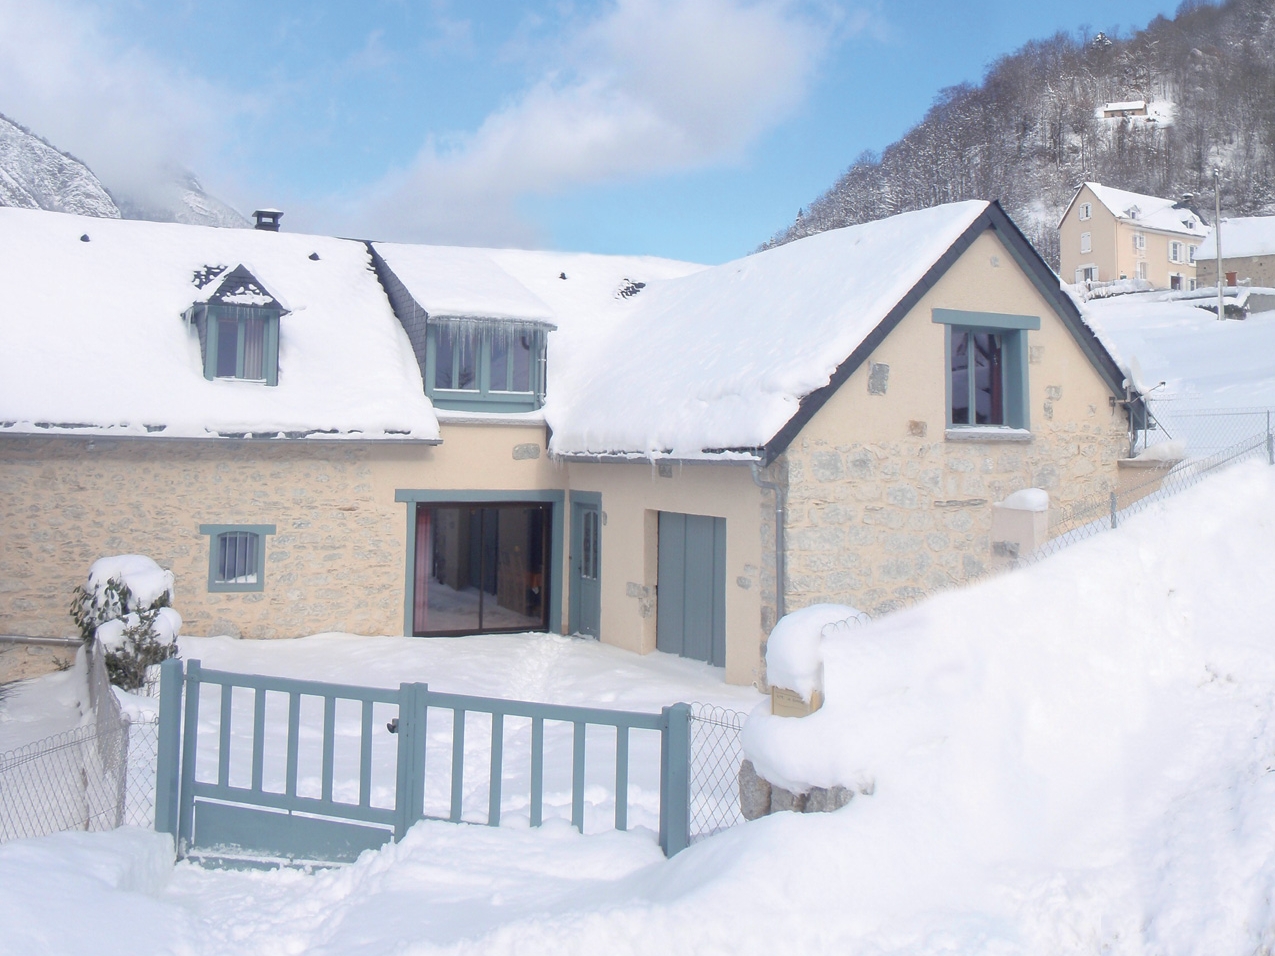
0, 0, 1183, 262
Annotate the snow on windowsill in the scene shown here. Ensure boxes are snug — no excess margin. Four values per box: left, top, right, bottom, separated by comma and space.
944, 427, 1033, 443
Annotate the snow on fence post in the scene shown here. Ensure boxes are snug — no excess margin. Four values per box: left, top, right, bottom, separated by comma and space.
659, 702, 692, 856
154, 657, 184, 841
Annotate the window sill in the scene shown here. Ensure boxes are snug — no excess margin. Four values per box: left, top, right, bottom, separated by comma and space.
945, 427, 1032, 443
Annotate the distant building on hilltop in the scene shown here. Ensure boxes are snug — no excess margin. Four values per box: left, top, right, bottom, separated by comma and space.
1059, 183, 1209, 291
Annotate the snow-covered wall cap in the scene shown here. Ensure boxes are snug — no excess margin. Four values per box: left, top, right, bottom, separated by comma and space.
1084, 182, 1207, 237
0, 208, 439, 441
372, 243, 557, 323
1196, 216, 1275, 260
546, 201, 990, 457
997, 488, 1049, 512
766, 604, 868, 702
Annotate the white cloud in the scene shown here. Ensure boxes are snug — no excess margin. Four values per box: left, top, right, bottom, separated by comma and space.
0, 0, 237, 207
351, 0, 845, 245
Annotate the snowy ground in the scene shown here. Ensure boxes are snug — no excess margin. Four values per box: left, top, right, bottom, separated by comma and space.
6, 462, 1275, 953
0, 652, 86, 753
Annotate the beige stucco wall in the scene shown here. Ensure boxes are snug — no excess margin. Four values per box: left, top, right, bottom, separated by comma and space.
778, 228, 1128, 619
560, 460, 766, 686
0, 422, 562, 642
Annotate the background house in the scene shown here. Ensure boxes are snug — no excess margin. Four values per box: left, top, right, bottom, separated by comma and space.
1195, 216, 1275, 289
1060, 183, 1209, 290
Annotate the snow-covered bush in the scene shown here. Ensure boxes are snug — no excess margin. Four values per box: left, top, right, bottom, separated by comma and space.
70, 555, 181, 690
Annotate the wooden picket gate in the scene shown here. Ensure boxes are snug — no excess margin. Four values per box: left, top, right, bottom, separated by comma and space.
154, 659, 690, 864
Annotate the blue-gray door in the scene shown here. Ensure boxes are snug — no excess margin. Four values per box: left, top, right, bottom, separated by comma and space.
570, 501, 601, 638
656, 512, 726, 666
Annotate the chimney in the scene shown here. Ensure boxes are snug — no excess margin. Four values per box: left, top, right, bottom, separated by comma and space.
253, 209, 283, 232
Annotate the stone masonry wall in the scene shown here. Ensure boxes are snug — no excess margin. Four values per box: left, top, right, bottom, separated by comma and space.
780, 417, 1128, 617
0, 437, 408, 640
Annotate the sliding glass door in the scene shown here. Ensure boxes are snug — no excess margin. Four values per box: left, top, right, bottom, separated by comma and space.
412, 503, 551, 636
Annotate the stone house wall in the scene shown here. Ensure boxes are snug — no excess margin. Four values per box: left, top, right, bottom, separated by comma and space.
775, 227, 1129, 621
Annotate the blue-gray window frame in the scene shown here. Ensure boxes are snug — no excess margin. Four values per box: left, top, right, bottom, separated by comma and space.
394, 490, 564, 635
933, 309, 1038, 431
200, 304, 281, 386
422, 322, 546, 413
199, 524, 276, 592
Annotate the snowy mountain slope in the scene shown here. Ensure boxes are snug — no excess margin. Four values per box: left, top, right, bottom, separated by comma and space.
114, 166, 249, 229
0, 113, 120, 218
0, 113, 247, 228
767, 0, 1275, 269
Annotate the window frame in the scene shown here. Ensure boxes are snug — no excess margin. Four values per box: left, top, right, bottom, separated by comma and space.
200, 304, 281, 385
1079, 232, 1092, 254
1132, 232, 1146, 253
932, 309, 1037, 435
1169, 241, 1184, 264
423, 321, 547, 413
1078, 202, 1092, 221
199, 524, 276, 593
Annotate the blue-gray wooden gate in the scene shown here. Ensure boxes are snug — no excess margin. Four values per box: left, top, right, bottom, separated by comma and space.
154, 659, 690, 864
656, 512, 726, 666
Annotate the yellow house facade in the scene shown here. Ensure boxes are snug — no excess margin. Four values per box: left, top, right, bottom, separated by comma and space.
1060, 182, 1209, 290
0, 202, 1133, 687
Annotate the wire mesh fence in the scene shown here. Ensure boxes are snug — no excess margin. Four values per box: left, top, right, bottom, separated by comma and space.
0, 642, 158, 844
688, 702, 748, 843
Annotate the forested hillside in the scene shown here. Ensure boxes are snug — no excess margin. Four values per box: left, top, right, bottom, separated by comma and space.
765, 0, 1275, 268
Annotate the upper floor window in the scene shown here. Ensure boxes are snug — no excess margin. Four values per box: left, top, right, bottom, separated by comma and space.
1132, 232, 1146, 253
425, 320, 548, 412
1079, 232, 1092, 254
1169, 241, 1185, 263
188, 265, 284, 386
1078, 202, 1092, 221
932, 309, 1038, 434
1188, 244, 1199, 264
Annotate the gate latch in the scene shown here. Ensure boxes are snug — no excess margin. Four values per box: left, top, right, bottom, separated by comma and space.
386, 717, 399, 734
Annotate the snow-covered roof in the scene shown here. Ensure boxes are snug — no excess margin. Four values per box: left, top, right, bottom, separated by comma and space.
0, 208, 439, 441
1196, 216, 1275, 260
1071, 182, 1207, 237
545, 201, 992, 458
371, 244, 558, 323
1078, 290, 1275, 407
1102, 100, 1146, 112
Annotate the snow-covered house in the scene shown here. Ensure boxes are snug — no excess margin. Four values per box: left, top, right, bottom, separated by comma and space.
0, 201, 1132, 686
1195, 216, 1275, 290
1060, 183, 1209, 291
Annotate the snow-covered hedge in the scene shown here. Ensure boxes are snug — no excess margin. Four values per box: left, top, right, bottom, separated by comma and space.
70, 555, 180, 690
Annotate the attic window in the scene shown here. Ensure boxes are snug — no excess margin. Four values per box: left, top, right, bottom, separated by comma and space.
1078, 203, 1092, 221
189, 264, 284, 386
933, 309, 1038, 433
425, 320, 547, 413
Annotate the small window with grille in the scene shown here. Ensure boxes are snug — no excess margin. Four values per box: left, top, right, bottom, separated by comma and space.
199, 524, 275, 592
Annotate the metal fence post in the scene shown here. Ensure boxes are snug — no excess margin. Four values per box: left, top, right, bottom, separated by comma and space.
1267, 411, 1272, 465
1109, 491, 1118, 529
154, 658, 184, 840
659, 703, 691, 856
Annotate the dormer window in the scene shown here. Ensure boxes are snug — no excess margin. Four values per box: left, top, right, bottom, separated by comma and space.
424, 319, 549, 412
187, 264, 285, 386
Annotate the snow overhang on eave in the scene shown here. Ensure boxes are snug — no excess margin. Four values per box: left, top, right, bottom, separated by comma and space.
549, 450, 763, 465
0, 425, 442, 445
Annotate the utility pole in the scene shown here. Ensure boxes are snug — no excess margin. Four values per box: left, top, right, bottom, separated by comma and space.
1215, 167, 1225, 321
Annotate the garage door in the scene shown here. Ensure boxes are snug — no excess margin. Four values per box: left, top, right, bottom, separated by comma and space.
656, 512, 726, 667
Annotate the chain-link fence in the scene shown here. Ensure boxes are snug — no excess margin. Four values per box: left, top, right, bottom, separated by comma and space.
0, 642, 158, 844
688, 702, 748, 843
